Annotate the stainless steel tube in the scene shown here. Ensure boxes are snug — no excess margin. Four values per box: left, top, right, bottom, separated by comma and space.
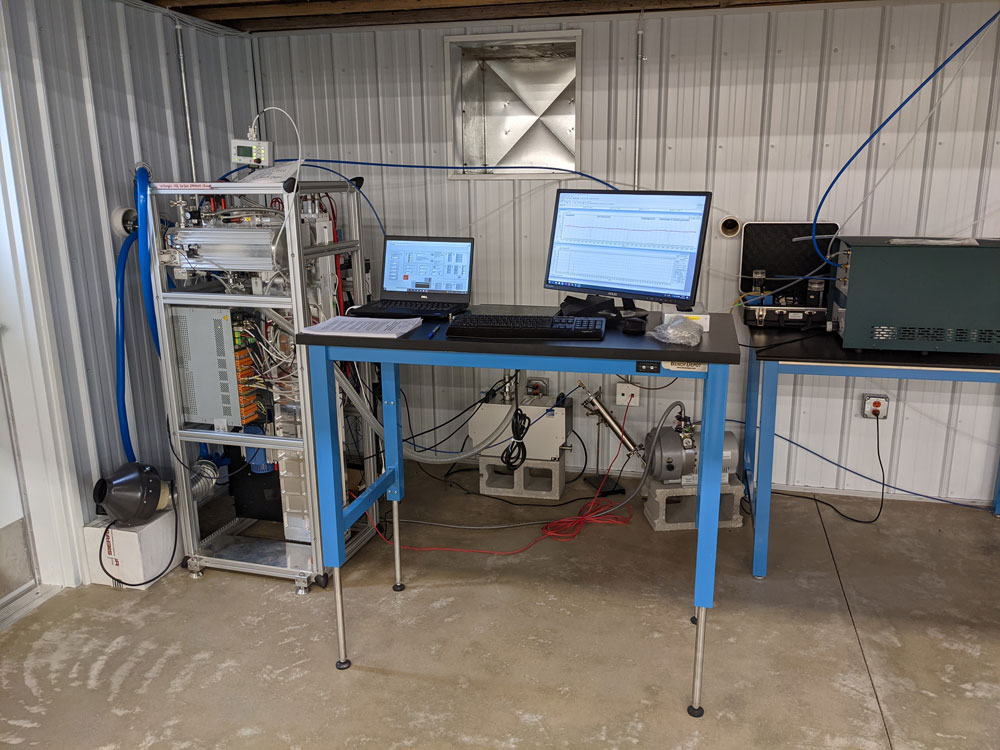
392, 503, 405, 591
688, 606, 707, 717
582, 391, 640, 455
174, 24, 197, 182
333, 568, 351, 669
633, 17, 645, 190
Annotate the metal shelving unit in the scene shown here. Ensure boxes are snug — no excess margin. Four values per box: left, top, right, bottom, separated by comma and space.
144, 178, 379, 592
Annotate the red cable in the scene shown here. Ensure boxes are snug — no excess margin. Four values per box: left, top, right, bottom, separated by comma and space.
539, 395, 634, 542
361, 395, 635, 556
334, 256, 345, 315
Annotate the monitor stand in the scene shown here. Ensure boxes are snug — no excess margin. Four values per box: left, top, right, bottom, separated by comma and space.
558, 294, 649, 322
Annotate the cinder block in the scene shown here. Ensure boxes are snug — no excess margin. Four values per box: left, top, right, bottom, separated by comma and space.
479, 457, 564, 501
643, 475, 744, 532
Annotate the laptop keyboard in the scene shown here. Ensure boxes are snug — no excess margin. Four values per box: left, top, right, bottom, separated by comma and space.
370, 300, 460, 311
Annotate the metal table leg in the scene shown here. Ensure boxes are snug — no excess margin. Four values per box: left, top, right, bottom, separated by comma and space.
688, 606, 708, 717
752, 360, 779, 579
392, 502, 404, 591
688, 363, 728, 717
381, 362, 407, 592
333, 568, 350, 669
309, 346, 354, 668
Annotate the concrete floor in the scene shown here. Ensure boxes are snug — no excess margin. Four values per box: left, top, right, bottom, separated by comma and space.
1, 467, 999, 749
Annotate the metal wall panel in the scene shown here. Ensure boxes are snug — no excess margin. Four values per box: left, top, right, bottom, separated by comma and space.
251, 1, 998, 503
3, 0, 253, 520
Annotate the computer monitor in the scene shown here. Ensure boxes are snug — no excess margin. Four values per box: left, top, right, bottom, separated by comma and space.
544, 189, 712, 307
381, 236, 474, 301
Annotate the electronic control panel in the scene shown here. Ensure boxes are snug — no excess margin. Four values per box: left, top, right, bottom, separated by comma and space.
230, 138, 274, 167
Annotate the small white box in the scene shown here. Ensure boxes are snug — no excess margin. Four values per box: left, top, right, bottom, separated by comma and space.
84, 510, 183, 590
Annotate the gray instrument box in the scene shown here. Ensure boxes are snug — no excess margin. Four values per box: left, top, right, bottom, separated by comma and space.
171, 306, 241, 427
830, 237, 1000, 354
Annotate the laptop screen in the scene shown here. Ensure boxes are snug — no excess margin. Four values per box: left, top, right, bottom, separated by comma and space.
382, 237, 474, 296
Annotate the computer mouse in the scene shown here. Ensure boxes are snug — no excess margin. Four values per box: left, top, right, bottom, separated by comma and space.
622, 317, 646, 336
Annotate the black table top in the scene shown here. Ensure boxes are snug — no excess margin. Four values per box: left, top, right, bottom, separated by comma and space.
746, 328, 1000, 370
297, 306, 741, 365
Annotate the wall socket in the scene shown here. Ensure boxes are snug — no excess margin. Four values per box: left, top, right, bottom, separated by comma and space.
861, 393, 889, 419
526, 377, 549, 397
617, 382, 640, 406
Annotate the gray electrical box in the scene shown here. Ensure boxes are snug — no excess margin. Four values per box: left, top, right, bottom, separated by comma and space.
171, 306, 241, 427
830, 237, 1000, 354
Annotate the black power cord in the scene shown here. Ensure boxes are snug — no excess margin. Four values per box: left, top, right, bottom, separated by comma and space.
500, 371, 530, 471
567, 428, 588, 484
777, 417, 886, 524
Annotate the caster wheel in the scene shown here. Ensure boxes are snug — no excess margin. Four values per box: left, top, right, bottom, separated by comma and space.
687, 705, 704, 718
180, 556, 191, 569
336, 659, 352, 670
690, 615, 698, 625
314, 573, 329, 589
392, 583, 406, 592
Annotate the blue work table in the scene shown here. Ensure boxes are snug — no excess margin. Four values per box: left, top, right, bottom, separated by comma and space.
298, 307, 740, 716
744, 328, 1000, 579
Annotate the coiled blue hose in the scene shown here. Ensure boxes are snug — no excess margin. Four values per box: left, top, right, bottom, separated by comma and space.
133, 167, 160, 355
115, 230, 139, 462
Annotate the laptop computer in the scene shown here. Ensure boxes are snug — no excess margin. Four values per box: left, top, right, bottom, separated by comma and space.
350, 235, 474, 320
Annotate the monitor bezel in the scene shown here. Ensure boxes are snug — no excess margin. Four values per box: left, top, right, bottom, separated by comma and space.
380, 235, 475, 303
542, 189, 713, 307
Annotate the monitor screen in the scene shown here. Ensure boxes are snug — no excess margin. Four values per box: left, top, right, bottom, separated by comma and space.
544, 190, 712, 305
382, 237, 474, 295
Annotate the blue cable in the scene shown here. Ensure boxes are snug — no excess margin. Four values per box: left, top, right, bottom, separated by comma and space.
290, 162, 387, 235
811, 8, 1000, 268
133, 167, 160, 356
724, 419, 987, 510
115, 231, 139, 462
302, 158, 619, 191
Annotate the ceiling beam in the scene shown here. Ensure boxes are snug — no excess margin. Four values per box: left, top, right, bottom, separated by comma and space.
228, 0, 861, 32
152, 0, 269, 7
195, 0, 554, 22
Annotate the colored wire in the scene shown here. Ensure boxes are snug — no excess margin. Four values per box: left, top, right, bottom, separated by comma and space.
568, 428, 588, 484
726, 418, 988, 510
303, 158, 618, 191
616, 375, 678, 391
811, 8, 1000, 267
98, 492, 178, 588
539, 395, 635, 542
500, 371, 530, 471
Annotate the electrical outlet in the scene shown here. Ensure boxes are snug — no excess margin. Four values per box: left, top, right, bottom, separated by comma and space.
526, 377, 549, 397
617, 382, 640, 406
862, 393, 889, 419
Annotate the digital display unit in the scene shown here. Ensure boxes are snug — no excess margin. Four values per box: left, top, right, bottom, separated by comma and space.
382, 237, 473, 296
544, 189, 712, 306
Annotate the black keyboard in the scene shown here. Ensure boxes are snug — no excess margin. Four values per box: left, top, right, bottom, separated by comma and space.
350, 299, 465, 319
370, 300, 457, 311
446, 314, 606, 340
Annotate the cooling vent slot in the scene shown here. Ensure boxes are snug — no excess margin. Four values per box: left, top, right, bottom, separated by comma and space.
870, 325, 1000, 344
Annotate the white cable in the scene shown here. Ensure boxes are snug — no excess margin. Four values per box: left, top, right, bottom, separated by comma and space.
249, 106, 303, 255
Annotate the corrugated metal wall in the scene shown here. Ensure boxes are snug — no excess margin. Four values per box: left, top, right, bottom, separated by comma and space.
254, 1, 1000, 502
2, 0, 254, 518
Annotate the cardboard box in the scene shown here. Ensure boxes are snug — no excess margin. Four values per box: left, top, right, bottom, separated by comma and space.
84, 510, 183, 590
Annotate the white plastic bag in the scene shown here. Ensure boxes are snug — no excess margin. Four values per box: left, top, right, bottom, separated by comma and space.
646, 314, 704, 347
